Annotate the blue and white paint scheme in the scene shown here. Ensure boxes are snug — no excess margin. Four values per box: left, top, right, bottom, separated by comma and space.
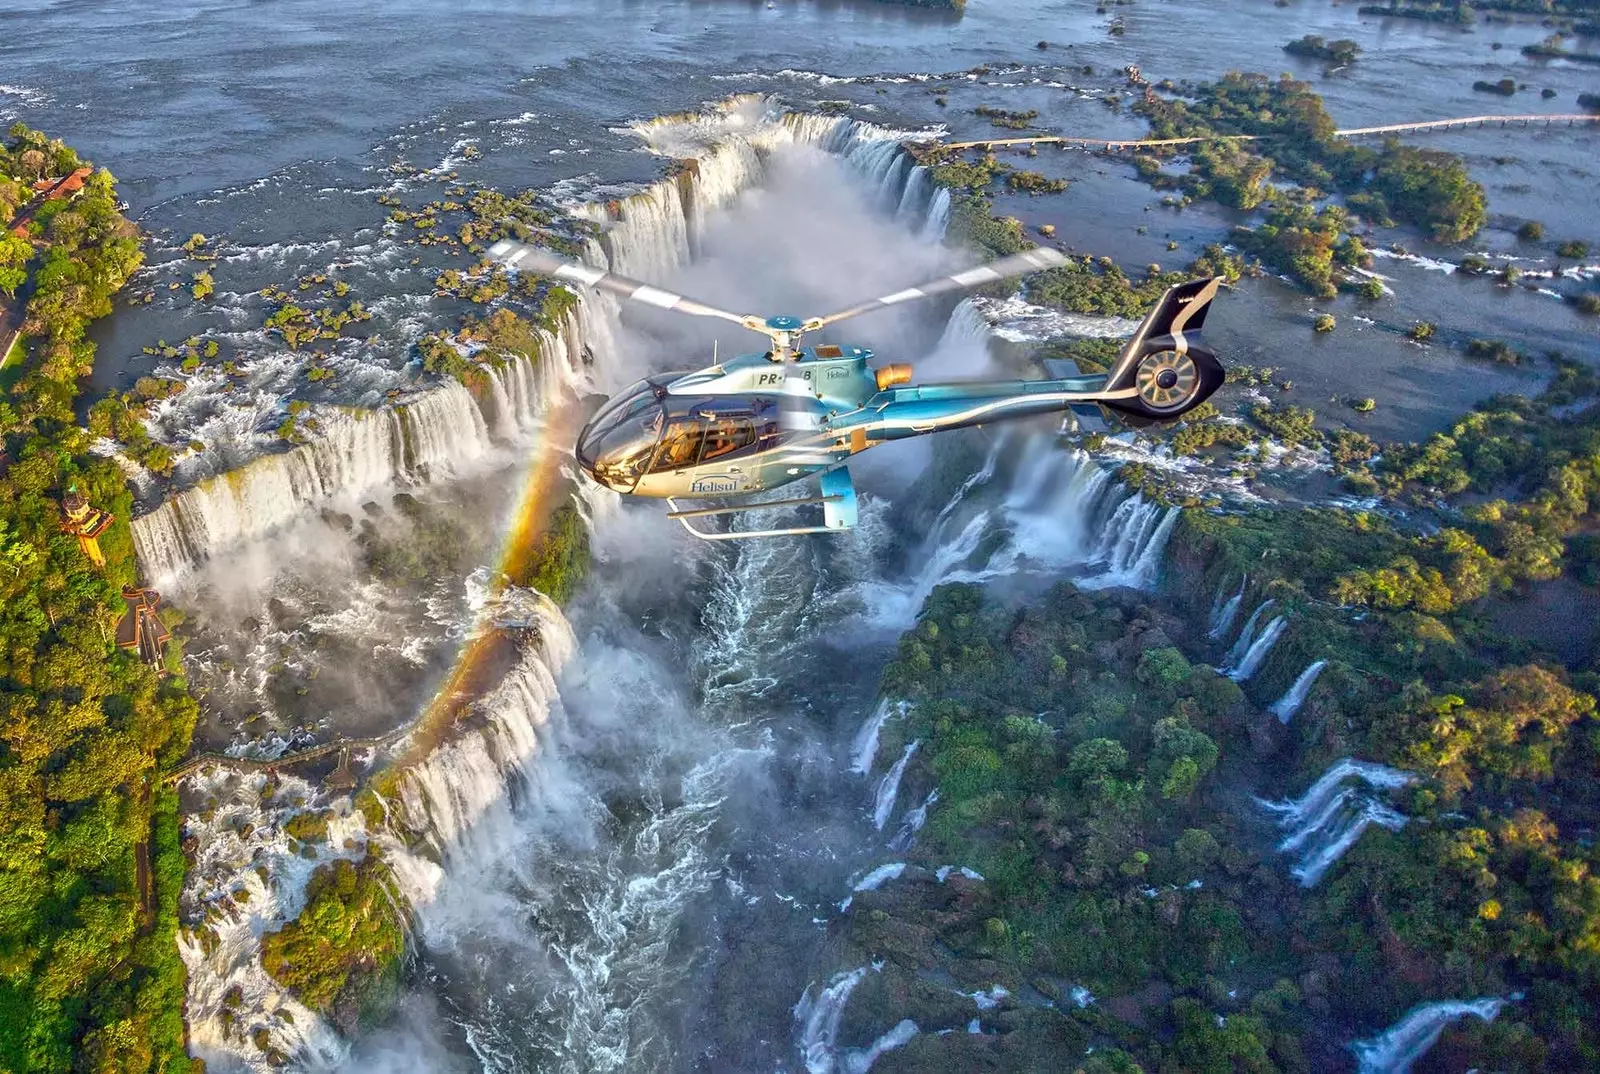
490, 240, 1226, 539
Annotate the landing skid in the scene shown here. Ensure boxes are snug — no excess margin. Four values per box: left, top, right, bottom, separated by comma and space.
666, 469, 858, 541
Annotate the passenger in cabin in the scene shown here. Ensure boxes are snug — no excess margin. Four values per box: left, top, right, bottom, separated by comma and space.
657, 424, 701, 470
701, 421, 742, 461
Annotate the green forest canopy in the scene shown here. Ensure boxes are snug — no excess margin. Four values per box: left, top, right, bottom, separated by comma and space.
0, 123, 199, 1073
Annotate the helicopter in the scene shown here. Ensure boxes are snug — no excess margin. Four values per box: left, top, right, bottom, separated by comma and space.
487, 239, 1225, 540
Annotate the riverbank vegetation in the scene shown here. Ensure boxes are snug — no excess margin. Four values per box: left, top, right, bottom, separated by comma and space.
843, 360, 1600, 1067
1134, 73, 1487, 243
0, 124, 201, 1072
925, 72, 1486, 303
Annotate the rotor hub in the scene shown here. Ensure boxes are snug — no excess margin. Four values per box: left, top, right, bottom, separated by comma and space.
765, 315, 803, 332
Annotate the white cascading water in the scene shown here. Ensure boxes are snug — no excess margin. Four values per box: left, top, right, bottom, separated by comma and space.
140, 97, 891, 588
853, 862, 908, 894
796, 967, 872, 1074
133, 323, 588, 585
895, 165, 932, 226
1081, 499, 1181, 591
851, 698, 903, 775
796, 111, 948, 233
393, 596, 578, 865
795, 964, 918, 1074
1223, 599, 1274, 664
170, 103, 1075, 1070
1257, 758, 1416, 886
890, 788, 938, 851
926, 427, 1007, 538
1271, 660, 1328, 723
921, 187, 951, 242
1227, 615, 1286, 682
843, 1020, 920, 1074
1208, 576, 1247, 640
873, 740, 919, 830
997, 435, 1179, 591
178, 772, 374, 1069
135, 100, 953, 590
179, 596, 576, 1073
1350, 997, 1507, 1074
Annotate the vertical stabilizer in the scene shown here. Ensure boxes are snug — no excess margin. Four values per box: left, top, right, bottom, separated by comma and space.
1100, 276, 1226, 422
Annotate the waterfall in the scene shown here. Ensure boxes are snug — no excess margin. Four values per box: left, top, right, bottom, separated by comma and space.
131, 324, 587, 586
1351, 998, 1506, 1074
395, 596, 577, 861
1208, 576, 1246, 640
921, 187, 951, 242
843, 1020, 919, 1074
858, 436, 1180, 636
134, 103, 941, 587
177, 772, 372, 1071
178, 596, 576, 1071
889, 789, 938, 851
133, 380, 483, 583
788, 111, 951, 238
895, 165, 932, 225
873, 741, 918, 830
1271, 660, 1328, 723
842, 138, 913, 214
1083, 501, 1180, 591
930, 296, 995, 363
794, 960, 916, 1074
1223, 599, 1275, 665
1226, 616, 1286, 682
850, 699, 902, 775
170, 99, 980, 1071
1257, 759, 1416, 887
853, 863, 907, 893
924, 429, 1006, 547
796, 967, 871, 1074
997, 438, 1177, 589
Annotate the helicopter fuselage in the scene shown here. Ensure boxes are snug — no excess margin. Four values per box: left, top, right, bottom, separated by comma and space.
486, 238, 1223, 538
575, 345, 1124, 502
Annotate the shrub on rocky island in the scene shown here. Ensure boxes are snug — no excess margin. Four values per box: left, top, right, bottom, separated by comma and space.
261, 857, 408, 1031
1284, 34, 1361, 64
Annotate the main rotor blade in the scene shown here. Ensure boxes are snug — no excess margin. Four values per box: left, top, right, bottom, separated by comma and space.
802, 247, 1069, 332
487, 240, 760, 329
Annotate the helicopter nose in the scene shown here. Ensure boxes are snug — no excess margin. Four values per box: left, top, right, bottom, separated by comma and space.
574, 420, 611, 487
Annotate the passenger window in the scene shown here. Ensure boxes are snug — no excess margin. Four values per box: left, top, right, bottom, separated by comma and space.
653, 422, 703, 472
701, 419, 754, 462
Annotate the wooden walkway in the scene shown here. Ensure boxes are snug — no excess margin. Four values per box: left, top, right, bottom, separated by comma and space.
164, 733, 398, 784
938, 113, 1600, 151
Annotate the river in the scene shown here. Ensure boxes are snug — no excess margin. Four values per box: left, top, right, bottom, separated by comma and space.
2, 1, 1595, 1071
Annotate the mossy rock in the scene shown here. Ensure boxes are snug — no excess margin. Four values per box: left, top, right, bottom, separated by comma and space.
283, 810, 331, 844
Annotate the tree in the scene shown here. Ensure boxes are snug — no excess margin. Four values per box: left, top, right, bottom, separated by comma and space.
0, 234, 30, 297
19, 148, 46, 181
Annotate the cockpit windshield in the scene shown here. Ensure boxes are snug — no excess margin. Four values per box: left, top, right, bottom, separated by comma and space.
576, 379, 666, 491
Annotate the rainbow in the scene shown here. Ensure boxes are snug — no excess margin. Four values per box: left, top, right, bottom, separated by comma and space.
394, 394, 582, 762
